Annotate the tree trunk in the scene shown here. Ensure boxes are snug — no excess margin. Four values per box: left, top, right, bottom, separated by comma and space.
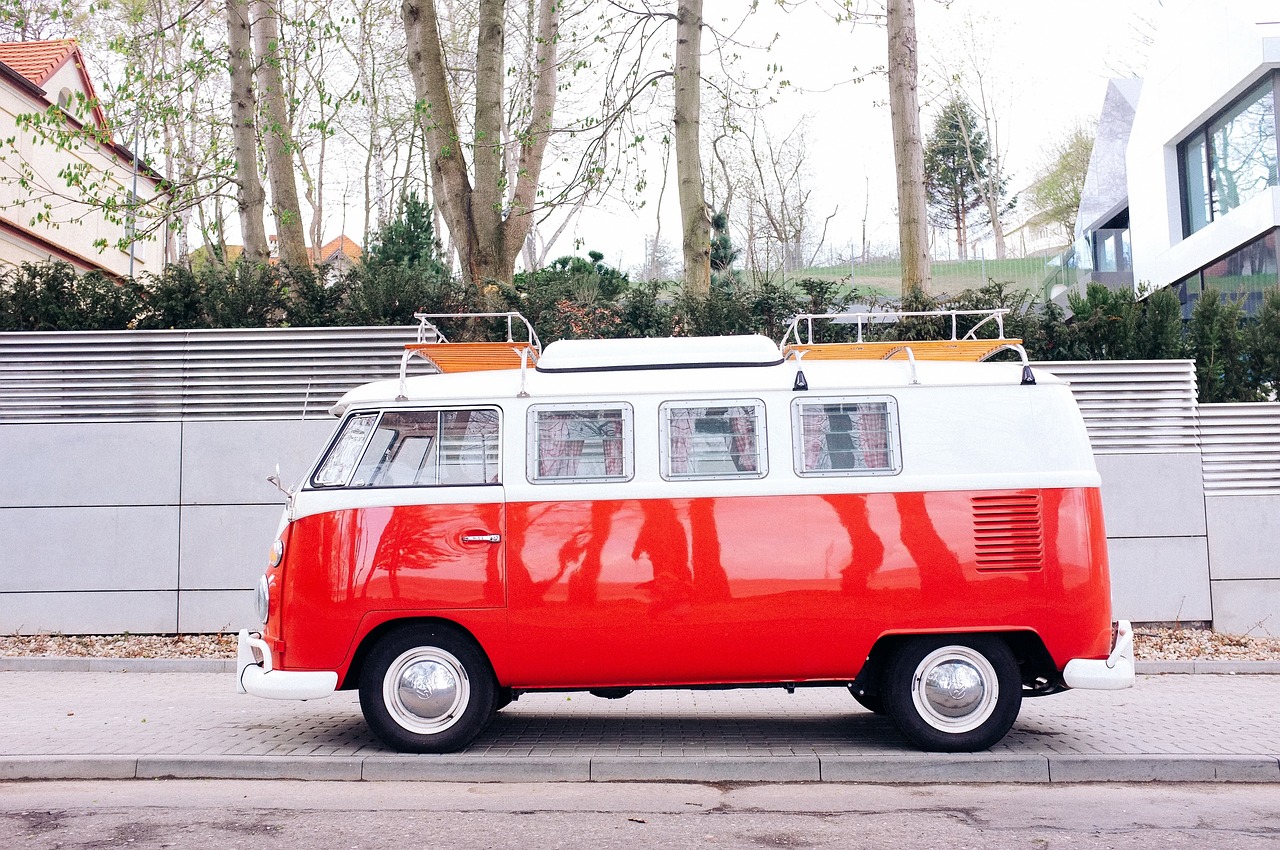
402, 0, 559, 286
252, 0, 310, 268
226, 0, 270, 263
675, 0, 710, 297
886, 0, 931, 296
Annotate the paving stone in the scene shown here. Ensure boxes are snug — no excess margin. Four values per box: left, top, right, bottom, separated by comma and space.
0, 672, 1276, 783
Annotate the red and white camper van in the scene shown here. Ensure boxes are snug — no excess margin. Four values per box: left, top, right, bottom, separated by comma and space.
237, 311, 1133, 753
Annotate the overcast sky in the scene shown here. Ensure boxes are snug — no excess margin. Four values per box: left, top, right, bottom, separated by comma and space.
558, 0, 1164, 273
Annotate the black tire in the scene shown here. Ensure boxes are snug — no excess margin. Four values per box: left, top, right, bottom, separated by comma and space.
493, 686, 514, 713
359, 625, 496, 753
882, 635, 1021, 752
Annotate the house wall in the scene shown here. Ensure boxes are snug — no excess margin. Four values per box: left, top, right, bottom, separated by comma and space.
0, 66, 162, 275
1125, 1, 1280, 292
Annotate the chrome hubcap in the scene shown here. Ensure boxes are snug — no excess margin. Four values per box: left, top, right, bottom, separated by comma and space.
383, 647, 470, 735
911, 646, 998, 734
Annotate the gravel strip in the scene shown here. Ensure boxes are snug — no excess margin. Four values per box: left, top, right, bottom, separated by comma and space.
2, 627, 1279, 662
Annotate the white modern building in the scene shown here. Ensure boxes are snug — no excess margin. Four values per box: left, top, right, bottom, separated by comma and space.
1069, 2, 1279, 315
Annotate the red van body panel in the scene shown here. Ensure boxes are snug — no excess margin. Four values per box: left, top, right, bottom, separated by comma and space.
267, 485, 1111, 686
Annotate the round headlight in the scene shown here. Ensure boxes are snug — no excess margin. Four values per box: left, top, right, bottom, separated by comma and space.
255, 575, 270, 625
268, 538, 284, 568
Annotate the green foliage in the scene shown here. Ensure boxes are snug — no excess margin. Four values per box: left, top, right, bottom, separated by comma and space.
499, 253, 630, 342
616, 281, 674, 339
3, 256, 1279, 407
1187, 289, 1255, 403
342, 264, 467, 327
0, 262, 142, 330
363, 193, 447, 274
924, 96, 990, 246
1027, 123, 1094, 242
1065, 284, 1139, 359
1248, 289, 1280, 399
709, 211, 740, 292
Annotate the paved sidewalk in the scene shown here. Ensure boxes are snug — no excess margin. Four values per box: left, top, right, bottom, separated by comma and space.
1, 669, 1277, 784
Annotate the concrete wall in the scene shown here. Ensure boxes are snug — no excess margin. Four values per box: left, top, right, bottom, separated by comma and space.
1206, 495, 1280, 636
2, 411, 1277, 636
1097, 453, 1213, 624
0, 419, 334, 634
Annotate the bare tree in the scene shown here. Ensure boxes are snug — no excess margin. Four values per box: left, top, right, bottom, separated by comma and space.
674, 0, 710, 296
253, 0, 310, 266
226, 0, 270, 262
886, 0, 931, 296
402, 0, 559, 284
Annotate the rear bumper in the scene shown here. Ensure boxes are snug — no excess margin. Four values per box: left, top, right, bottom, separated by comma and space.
1062, 620, 1135, 690
236, 629, 338, 700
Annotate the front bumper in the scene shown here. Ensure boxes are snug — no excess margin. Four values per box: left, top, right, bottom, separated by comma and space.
236, 629, 338, 700
1062, 619, 1135, 690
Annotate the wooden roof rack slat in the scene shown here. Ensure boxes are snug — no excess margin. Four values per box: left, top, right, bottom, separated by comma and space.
783, 338, 1024, 363
405, 341, 538, 373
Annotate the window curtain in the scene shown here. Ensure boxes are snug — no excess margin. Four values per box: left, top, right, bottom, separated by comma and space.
728, 406, 757, 472
601, 416, 624, 476
538, 414, 583, 477
800, 408, 827, 471
858, 407, 890, 469
669, 409, 694, 474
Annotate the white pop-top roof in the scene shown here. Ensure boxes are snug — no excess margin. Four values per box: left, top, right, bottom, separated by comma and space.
535, 334, 784, 372
332, 335, 1063, 415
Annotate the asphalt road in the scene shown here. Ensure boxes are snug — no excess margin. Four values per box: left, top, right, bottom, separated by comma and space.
3, 780, 1279, 849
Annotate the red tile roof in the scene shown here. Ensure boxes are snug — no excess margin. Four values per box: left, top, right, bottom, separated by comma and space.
0, 39, 77, 87
315, 235, 362, 263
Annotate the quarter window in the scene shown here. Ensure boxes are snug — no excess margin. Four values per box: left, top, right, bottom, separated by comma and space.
792, 397, 900, 476
312, 408, 500, 488
527, 404, 633, 483
660, 400, 767, 480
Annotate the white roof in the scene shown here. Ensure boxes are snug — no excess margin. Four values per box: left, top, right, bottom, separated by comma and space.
536, 335, 783, 372
331, 338, 1063, 415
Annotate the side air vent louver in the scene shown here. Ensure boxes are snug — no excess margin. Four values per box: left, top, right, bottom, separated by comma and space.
972, 492, 1044, 571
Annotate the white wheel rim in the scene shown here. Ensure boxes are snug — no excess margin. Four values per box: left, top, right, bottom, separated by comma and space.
910, 645, 999, 734
383, 647, 470, 735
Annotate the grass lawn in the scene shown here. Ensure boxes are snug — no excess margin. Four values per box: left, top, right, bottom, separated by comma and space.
793, 257, 1057, 299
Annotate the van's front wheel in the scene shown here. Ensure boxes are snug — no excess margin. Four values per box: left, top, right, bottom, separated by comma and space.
359, 626, 496, 753
882, 636, 1021, 752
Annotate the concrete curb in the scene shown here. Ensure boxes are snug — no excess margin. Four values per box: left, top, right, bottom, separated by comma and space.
1, 657, 1278, 675
1134, 660, 1280, 675
2, 753, 1277, 784
0, 657, 235, 673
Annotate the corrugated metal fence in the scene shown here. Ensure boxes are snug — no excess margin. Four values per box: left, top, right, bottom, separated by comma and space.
0, 326, 423, 422
1, 331, 1275, 492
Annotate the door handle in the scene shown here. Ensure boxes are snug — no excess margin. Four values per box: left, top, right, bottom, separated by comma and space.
461, 533, 502, 544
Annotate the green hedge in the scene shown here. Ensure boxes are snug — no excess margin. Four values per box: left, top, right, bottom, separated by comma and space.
2, 260, 1278, 402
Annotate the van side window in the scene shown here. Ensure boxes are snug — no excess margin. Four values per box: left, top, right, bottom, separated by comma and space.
313, 412, 378, 486
527, 404, 633, 483
659, 400, 767, 480
792, 397, 899, 476
313, 409, 500, 488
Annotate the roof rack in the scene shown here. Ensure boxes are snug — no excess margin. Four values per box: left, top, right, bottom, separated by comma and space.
780, 309, 1035, 385
397, 312, 541, 399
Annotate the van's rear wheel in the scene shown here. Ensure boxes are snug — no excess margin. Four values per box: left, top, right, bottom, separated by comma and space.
359, 625, 496, 753
882, 635, 1021, 752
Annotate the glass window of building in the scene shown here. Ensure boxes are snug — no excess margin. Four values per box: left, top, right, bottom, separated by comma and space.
1208, 80, 1278, 219
1201, 229, 1278, 315
1178, 73, 1279, 237
1179, 134, 1211, 234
